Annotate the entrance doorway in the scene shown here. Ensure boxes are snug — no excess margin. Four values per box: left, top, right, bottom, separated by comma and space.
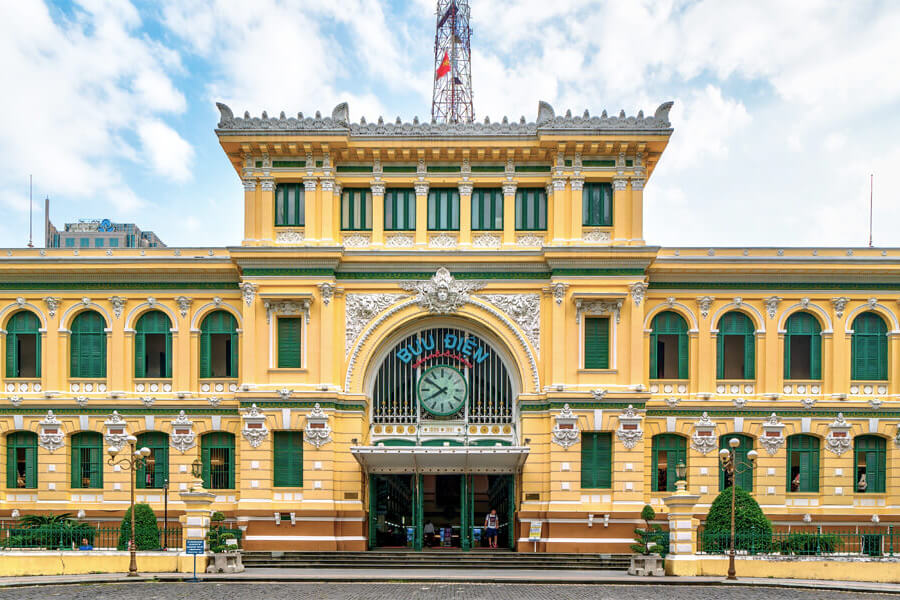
368, 473, 515, 550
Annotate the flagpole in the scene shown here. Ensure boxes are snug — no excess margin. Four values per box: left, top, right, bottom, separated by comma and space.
868, 173, 873, 248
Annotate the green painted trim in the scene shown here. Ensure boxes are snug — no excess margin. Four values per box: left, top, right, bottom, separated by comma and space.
519, 401, 646, 412
238, 400, 366, 411
625, 160, 634, 167
422, 439, 464, 446
515, 165, 551, 173
583, 160, 615, 167
382, 166, 417, 173
272, 161, 306, 168
427, 165, 461, 173
242, 268, 335, 277
470, 165, 504, 173
334, 271, 550, 280
337, 165, 374, 173
552, 268, 645, 277
376, 439, 416, 446
645, 408, 900, 418
651, 281, 900, 291
0, 282, 239, 290
472, 439, 511, 446
0, 407, 238, 415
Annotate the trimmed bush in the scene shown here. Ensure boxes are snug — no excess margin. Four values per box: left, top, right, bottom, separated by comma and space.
702, 486, 772, 554
117, 503, 161, 550
774, 533, 841, 556
631, 504, 668, 556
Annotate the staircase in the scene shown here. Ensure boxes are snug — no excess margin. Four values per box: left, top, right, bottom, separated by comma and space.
242, 550, 630, 570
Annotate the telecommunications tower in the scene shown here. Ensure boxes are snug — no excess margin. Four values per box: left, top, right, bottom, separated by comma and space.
431, 0, 474, 124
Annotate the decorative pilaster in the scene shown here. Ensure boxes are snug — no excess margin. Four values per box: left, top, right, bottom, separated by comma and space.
458, 181, 473, 246
662, 491, 701, 576
414, 180, 429, 246
371, 181, 385, 246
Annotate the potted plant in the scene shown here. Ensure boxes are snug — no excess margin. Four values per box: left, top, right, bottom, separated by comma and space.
628, 505, 666, 576
205, 511, 244, 573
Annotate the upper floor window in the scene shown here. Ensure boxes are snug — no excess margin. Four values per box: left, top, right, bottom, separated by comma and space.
716, 311, 755, 379
201, 431, 235, 489
515, 188, 547, 230
5, 311, 41, 378
273, 431, 303, 487
65, 238, 75, 248
71, 431, 103, 489
94, 238, 104, 248
580, 431, 612, 489
275, 183, 305, 227
582, 182, 612, 227
652, 434, 686, 492
784, 312, 821, 380
427, 188, 460, 230
79, 238, 90, 248
851, 312, 888, 381
200, 311, 238, 378
650, 311, 688, 379
854, 435, 886, 493
719, 434, 754, 491
384, 189, 415, 231
584, 316, 610, 369
109, 238, 119, 248
341, 188, 372, 230
471, 188, 503, 230
70, 310, 107, 378
135, 311, 172, 378
787, 434, 819, 493
277, 317, 302, 369
6, 431, 37, 489
136, 432, 169, 489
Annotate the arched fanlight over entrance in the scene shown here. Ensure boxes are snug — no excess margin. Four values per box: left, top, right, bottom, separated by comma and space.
372, 326, 514, 428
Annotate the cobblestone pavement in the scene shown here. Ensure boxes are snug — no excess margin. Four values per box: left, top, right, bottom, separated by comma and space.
0, 583, 895, 600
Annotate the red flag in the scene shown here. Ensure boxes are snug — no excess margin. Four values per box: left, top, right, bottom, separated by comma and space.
436, 51, 451, 79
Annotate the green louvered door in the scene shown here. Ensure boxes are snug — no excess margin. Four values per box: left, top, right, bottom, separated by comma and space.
580, 432, 612, 489
71, 311, 106, 378
584, 317, 609, 369
71, 432, 103, 488
277, 318, 302, 368
273, 431, 303, 487
851, 313, 888, 380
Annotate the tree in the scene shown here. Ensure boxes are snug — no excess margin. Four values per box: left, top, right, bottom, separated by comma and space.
702, 486, 772, 553
206, 511, 236, 553
117, 503, 161, 551
631, 504, 668, 556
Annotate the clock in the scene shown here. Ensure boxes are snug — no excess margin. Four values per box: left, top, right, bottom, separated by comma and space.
416, 365, 468, 417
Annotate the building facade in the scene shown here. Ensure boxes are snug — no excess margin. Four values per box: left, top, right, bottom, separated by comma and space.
46, 216, 166, 249
1, 100, 898, 553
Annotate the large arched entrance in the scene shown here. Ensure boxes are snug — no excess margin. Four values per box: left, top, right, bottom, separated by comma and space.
352, 322, 527, 552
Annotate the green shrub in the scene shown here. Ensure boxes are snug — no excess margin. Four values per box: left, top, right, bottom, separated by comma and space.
774, 533, 841, 555
117, 503, 160, 550
630, 504, 668, 556
702, 486, 772, 554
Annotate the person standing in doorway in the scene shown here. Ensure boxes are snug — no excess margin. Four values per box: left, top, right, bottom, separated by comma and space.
484, 509, 499, 549
424, 521, 436, 548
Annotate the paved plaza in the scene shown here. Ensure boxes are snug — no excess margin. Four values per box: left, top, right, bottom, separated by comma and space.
0, 583, 895, 600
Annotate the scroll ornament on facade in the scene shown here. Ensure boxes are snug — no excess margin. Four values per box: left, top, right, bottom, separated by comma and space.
825, 413, 853, 456
264, 299, 311, 324
760, 413, 786, 455
43, 296, 61, 318
831, 297, 851, 319
104, 410, 129, 452
629, 282, 647, 307
478, 294, 541, 354
691, 412, 718, 454
399, 267, 485, 315
318, 282, 336, 306
574, 298, 623, 324
345, 293, 409, 354
174, 296, 192, 318
240, 282, 259, 306
549, 282, 569, 305
8, 395, 22, 407
170, 410, 196, 453
696, 296, 714, 319
305, 403, 333, 448
241, 403, 269, 448
109, 296, 126, 319
38, 410, 64, 452
551, 404, 579, 449
616, 405, 644, 449
764, 296, 782, 320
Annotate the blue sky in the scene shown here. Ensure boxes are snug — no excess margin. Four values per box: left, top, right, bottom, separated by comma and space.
2, 0, 899, 248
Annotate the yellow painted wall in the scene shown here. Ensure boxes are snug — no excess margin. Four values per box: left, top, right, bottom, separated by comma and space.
0, 552, 205, 576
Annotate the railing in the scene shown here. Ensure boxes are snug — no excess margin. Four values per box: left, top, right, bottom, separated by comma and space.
698, 527, 895, 557
0, 524, 182, 550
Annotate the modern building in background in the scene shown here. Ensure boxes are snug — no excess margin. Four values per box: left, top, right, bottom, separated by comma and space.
0, 99, 898, 554
45, 200, 166, 249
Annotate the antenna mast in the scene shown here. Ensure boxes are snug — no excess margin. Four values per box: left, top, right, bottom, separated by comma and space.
431, 0, 474, 124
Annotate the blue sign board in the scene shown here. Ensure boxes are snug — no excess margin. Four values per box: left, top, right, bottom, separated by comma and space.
185, 539, 205, 555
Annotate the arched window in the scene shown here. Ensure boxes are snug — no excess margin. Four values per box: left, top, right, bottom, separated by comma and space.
719, 434, 754, 491
784, 312, 821, 380
6, 431, 37, 488
786, 434, 819, 493
200, 311, 238, 378
201, 432, 235, 489
135, 311, 172, 378
650, 311, 688, 379
851, 312, 888, 381
70, 311, 107, 378
5, 311, 41, 378
651, 434, 686, 492
716, 312, 755, 380
854, 435, 886, 494
136, 432, 169, 489
71, 431, 103, 489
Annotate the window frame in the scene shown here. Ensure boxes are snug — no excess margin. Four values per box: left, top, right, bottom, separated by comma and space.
275, 182, 306, 227
201, 431, 235, 490
471, 188, 503, 231
583, 316, 610, 370
276, 316, 303, 369
134, 310, 173, 379
384, 188, 416, 231
514, 187, 547, 231
199, 310, 239, 379
580, 431, 612, 489
851, 312, 888, 381
719, 434, 754, 492
582, 182, 613, 227
71, 431, 103, 489
135, 432, 169, 489
6, 431, 37, 489
651, 434, 687, 492
70, 311, 107, 379
341, 188, 372, 231
784, 312, 822, 380
427, 188, 460, 231
5, 311, 41, 378
716, 311, 755, 380
853, 435, 886, 494
649, 311, 689, 380
273, 431, 303, 487
786, 434, 820, 493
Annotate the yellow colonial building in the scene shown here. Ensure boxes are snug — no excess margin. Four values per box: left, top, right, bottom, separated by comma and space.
0, 100, 898, 554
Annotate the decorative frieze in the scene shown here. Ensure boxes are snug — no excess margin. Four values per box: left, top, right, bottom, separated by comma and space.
691, 412, 717, 454
345, 294, 409, 354
516, 234, 543, 247
263, 299, 312, 324
240, 282, 258, 306
760, 413, 785, 455
343, 233, 371, 248
582, 229, 611, 243
39, 410, 64, 452
825, 413, 852, 456
275, 230, 305, 244
574, 297, 623, 324
551, 404, 579, 449
616, 405, 644, 449
242, 403, 269, 448
478, 294, 541, 353
471, 233, 501, 248
429, 233, 459, 249
385, 233, 415, 248
305, 403, 332, 448
399, 267, 484, 315
170, 410, 196, 453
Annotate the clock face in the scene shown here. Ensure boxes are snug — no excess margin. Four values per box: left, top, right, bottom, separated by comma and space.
416, 365, 468, 416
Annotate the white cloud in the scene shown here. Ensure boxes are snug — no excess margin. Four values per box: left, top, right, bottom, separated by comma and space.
137, 120, 195, 182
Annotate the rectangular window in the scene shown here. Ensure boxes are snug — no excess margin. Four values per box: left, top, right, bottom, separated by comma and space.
787, 436, 820, 493
384, 189, 416, 230
80, 238, 90, 247
855, 438, 886, 494
208, 447, 232, 489
580, 432, 612, 488
471, 188, 503, 230
652, 435, 687, 492
582, 182, 613, 226
94, 238, 104, 247
275, 183, 306, 227
515, 188, 547, 230
109, 238, 119, 247
277, 317, 302, 368
273, 431, 303, 487
584, 317, 610, 369
341, 189, 372, 230
65, 238, 75, 248
427, 188, 460, 230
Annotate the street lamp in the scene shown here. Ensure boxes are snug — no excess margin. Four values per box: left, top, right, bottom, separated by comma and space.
718, 438, 758, 581
675, 461, 687, 492
107, 435, 151, 577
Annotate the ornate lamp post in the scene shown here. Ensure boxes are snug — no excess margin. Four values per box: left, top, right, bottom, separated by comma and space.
718, 438, 758, 580
107, 435, 151, 577
674, 461, 688, 492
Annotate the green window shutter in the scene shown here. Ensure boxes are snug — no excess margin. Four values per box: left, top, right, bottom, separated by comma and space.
201, 443, 211, 488
71, 441, 82, 488
5, 442, 14, 488
743, 329, 755, 379
515, 188, 547, 230
649, 332, 658, 379
34, 331, 41, 378
165, 329, 173, 378
808, 440, 819, 492
715, 332, 725, 379
156, 444, 169, 488
582, 183, 612, 227
677, 332, 689, 379
274, 431, 303, 487
277, 317, 302, 368
5, 332, 16, 378
809, 332, 821, 379
783, 330, 791, 379
24, 445, 36, 488
229, 331, 239, 377
653, 435, 686, 491
70, 323, 81, 377
134, 330, 146, 378
580, 432, 611, 489
852, 313, 888, 380
580, 434, 596, 488
584, 317, 609, 369
200, 331, 210, 378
